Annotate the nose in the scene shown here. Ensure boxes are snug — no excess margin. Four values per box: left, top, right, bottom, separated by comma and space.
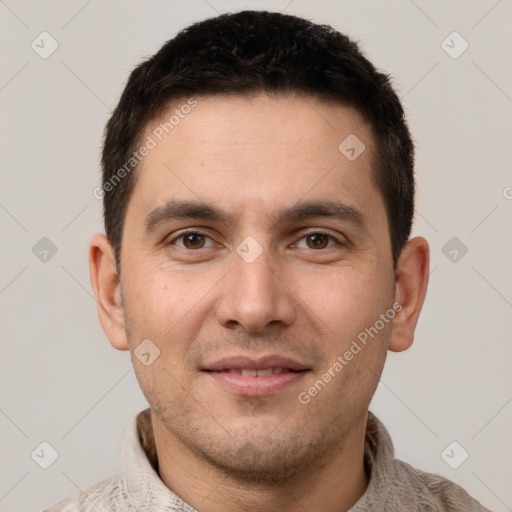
215, 244, 296, 333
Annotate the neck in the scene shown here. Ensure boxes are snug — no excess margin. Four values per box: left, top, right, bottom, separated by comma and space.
151, 412, 369, 512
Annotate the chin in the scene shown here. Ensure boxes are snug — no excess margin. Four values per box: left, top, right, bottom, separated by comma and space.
185, 427, 332, 485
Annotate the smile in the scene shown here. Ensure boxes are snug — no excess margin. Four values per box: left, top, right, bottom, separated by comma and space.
221, 367, 291, 376
202, 355, 310, 396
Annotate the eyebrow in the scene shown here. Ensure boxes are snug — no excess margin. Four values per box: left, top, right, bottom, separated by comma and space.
144, 200, 230, 234
143, 199, 366, 234
276, 200, 365, 228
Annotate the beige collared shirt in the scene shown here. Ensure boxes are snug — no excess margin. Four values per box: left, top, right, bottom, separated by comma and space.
46, 408, 492, 511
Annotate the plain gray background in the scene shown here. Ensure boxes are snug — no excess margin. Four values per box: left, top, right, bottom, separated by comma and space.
1, 1, 511, 511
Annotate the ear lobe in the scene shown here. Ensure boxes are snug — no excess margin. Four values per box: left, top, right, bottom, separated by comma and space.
388, 236, 430, 353
89, 234, 129, 351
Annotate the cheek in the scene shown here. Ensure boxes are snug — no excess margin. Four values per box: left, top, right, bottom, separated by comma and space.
301, 268, 391, 411
298, 265, 390, 341
122, 269, 205, 406
122, 265, 213, 354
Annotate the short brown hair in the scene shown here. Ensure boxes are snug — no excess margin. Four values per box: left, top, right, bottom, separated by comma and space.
101, 10, 415, 271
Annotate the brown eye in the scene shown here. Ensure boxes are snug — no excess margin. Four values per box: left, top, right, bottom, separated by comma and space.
305, 233, 330, 249
182, 233, 206, 249
171, 232, 212, 250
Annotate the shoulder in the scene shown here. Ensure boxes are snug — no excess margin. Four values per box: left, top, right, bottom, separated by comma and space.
391, 458, 492, 512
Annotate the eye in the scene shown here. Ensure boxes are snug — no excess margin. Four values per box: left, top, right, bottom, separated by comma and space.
296, 232, 339, 250
171, 231, 215, 250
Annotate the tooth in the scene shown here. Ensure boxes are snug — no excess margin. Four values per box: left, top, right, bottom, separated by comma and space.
227, 369, 241, 375
272, 367, 284, 375
256, 368, 272, 377
241, 369, 257, 377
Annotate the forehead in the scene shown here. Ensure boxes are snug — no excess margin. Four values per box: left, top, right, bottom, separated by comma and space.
143, 93, 373, 169
128, 93, 382, 230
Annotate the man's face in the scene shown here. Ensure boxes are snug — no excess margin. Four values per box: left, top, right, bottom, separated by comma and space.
119, 93, 397, 482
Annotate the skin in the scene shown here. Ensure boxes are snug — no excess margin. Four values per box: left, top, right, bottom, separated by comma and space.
90, 93, 429, 512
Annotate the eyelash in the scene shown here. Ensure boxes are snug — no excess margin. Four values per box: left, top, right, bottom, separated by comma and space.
168, 230, 343, 250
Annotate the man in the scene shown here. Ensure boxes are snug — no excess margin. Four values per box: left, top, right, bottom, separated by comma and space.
48, 10, 491, 512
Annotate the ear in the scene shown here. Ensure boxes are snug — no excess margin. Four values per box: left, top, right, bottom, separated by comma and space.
388, 236, 430, 353
89, 234, 129, 351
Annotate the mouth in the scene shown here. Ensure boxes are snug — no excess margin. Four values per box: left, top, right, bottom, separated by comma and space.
202, 355, 310, 396
214, 367, 299, 376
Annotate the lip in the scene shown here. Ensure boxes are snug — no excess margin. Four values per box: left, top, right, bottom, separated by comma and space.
203, 355, 309, 372
202, 354, 310, 397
